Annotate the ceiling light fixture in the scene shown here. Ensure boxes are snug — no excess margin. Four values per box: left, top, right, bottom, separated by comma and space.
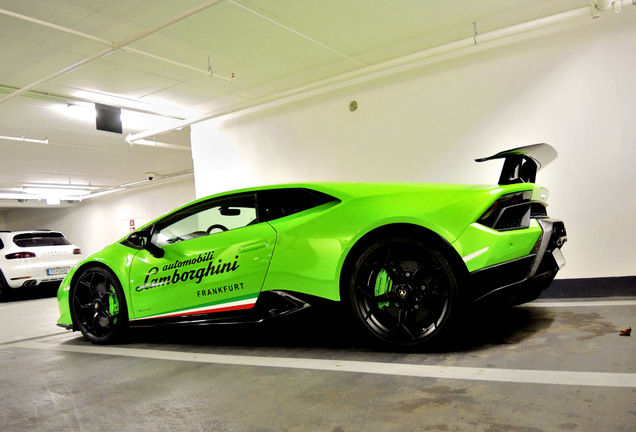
130, 138, 191, 151
0, 134, 48, 144
55, 102, 184, 133
120, 111, 183, 132
0, 171, 194, 206
21, 187, 92, 206
0, 192, 33, 200
22, 187, 91, 196
51, 103, 96, 124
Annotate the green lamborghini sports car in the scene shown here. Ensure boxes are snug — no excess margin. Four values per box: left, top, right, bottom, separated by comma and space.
57, 144, 566, 347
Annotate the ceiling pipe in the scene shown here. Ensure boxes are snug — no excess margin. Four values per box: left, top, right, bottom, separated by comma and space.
0, 0, 227, 106
0, 7, 109, 44
0, 47, 117, 105
0, 127, 189, 155
126, 2, 635, 144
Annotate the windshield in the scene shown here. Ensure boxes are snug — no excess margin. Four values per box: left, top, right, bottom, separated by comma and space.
13, 232, 72, 247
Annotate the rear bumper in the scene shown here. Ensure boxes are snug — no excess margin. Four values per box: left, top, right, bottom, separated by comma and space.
3, 264, 74, 289
469, 218, 567, 305
5, 274, 67, 289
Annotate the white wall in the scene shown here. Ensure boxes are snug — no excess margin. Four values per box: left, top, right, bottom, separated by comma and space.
1, 177, 195, 256
191, 12, 636, 280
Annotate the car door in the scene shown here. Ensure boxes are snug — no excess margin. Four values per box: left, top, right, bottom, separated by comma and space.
127, 193, 277, 321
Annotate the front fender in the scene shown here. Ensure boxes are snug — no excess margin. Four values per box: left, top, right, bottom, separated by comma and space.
57, 244, 138, 327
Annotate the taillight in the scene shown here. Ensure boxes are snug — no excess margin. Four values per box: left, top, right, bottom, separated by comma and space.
6, 252, 36, 259
73, 248, 82, 255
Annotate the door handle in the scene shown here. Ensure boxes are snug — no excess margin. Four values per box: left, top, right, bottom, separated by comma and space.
238, 241, 269, 253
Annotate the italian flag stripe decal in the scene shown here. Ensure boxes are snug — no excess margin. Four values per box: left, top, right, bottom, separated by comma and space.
131, 296, 258, 321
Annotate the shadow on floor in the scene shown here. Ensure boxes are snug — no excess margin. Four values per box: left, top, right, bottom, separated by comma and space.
72, 302, 556, 354
0, 282, 60, 303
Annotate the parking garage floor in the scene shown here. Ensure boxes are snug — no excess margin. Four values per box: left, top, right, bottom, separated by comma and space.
1, 289, 634, 432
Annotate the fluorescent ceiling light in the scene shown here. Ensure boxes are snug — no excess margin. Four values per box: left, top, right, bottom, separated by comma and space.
132, 138, 190, 151
51, 102, 182, 132
121, 111, 182, 132
50, 103, 95, 124
23, 187, 91, 196
0, 134, 49, 144
0, 193, 30, 200
0, 171, 193, 204
70, 90, 200, 119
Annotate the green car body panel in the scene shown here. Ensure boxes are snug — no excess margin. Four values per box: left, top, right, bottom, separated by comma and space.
58, 182, 543, 323
57, 144, 567, 347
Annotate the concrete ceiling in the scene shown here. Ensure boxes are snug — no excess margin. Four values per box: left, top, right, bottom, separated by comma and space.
0, 0, 594, 208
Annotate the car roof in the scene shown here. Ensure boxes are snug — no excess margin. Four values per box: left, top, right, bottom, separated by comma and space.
200, 182, 500, 202
158, 181, 507, 218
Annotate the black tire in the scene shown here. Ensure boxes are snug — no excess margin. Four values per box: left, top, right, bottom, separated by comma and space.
0, 270, 7, 300
0, 270, 17, 301
70, 266, 128, 344
346, 236, 458, 348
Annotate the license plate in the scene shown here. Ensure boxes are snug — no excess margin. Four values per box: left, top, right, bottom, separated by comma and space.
552, 248, 566, 269
47, 267, 69, 276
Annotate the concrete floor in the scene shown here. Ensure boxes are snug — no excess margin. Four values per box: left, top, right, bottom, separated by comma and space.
1, 287, 634, 432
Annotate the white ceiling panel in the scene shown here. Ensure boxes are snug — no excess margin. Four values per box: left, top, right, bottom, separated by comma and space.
96, 0, 206, 28
0, 0, 629, 208
162, 2, 300, 62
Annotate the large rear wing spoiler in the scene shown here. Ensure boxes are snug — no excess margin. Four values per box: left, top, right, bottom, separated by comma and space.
476, 143, 558, 185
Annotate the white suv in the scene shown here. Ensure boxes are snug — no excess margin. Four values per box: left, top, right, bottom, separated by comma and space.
0, 230, 82, 297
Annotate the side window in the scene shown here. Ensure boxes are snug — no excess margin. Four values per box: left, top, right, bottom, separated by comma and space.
258, 188, 338, 222
152, 194, 257, 247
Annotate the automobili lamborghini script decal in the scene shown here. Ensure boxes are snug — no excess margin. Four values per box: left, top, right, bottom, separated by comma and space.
135, 251, 240, 292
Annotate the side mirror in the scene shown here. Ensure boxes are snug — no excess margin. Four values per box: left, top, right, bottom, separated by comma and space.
127, 230, 165, 259
127, 230, 149, 247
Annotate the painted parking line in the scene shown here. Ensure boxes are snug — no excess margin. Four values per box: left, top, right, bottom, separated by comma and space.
13, 340, 636, 389
521, 300, 636, 308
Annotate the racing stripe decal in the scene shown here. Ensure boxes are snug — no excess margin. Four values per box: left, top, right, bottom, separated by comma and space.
131, 296, 258, 321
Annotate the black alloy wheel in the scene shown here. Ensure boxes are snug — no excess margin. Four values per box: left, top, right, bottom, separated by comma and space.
348, 237, 458, 347
70, 266, 128, 344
